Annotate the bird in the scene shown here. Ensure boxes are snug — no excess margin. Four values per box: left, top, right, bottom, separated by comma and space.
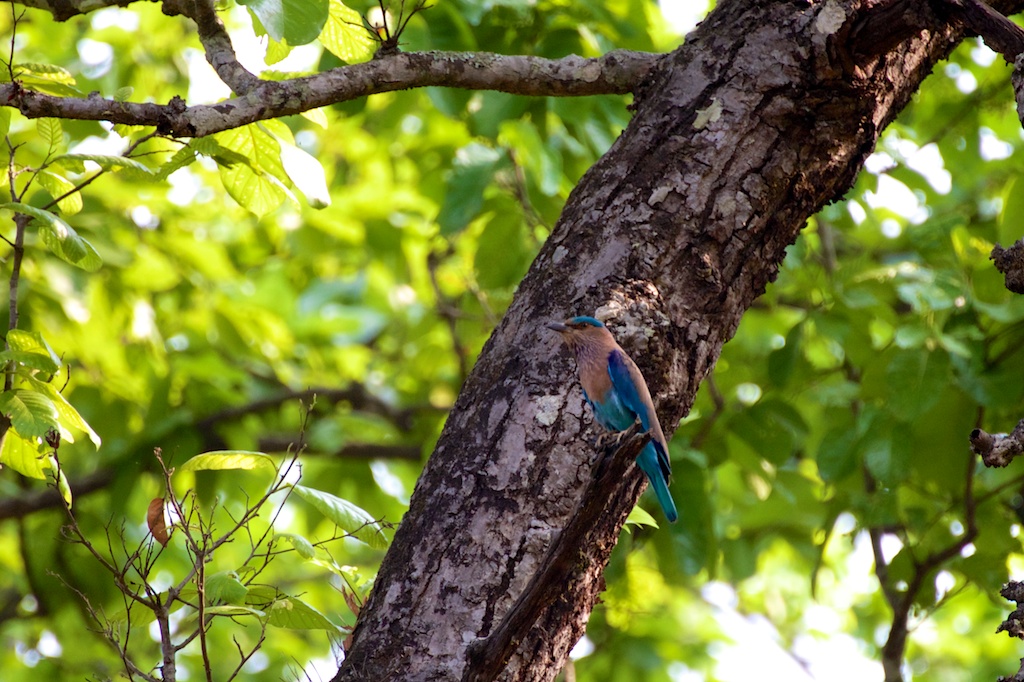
547, 315, 678, 523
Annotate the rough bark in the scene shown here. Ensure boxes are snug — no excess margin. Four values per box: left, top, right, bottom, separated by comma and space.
333, 1, 1023, 681
0, 51, 658, 137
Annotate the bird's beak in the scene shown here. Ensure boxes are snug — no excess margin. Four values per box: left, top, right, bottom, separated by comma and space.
546, 322, 569, 333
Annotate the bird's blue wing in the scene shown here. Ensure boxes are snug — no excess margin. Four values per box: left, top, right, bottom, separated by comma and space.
607, 349, 651, 430
608, 350, 677, 522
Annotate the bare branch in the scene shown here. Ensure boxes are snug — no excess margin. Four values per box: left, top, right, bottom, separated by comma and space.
0, 468, 113, 521
971, 419, 1024, 467
257, 437, 423, 461
0, 50, 660, 138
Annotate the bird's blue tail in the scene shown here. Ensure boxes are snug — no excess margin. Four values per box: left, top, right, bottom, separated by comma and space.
637, 442, 678, 523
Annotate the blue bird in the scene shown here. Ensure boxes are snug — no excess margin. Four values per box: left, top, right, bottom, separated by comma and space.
547, 316, 678, 523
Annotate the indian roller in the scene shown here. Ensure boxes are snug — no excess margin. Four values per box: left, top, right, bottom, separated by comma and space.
547, 316, 678, 523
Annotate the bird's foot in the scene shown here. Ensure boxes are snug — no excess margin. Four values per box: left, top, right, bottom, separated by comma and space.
594, 432, 619, 452
591, 433, 630, 482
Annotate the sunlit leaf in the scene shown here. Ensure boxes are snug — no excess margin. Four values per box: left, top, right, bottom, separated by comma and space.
16, 62, 76, 85
275, 532, 316, 559
0, 389, 59, 439
265, 595, 341, 630
289, 484, 388, 549
45, 454, 72, 508
214, 124, 296, 216
624, 505, 658, 531
37, 169, 83, 215
0, 429, 47, 479
6, 329, 60, 368
36, 117, 63, 156
0, 202, 102, 271
279, 140, 331, 208
26, 376, 101, 447
206, 571, 249, 604
320, 0, 375, 63
239, 0, 328, 45
204, 605, 264, 618
52, 153, 153, 175
300, 107, 329, 128
178, 450, 277, 472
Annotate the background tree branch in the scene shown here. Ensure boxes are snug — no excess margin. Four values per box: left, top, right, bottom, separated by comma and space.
1, 50, 660, 137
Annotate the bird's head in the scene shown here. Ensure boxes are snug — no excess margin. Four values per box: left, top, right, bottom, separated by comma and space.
546, 316, 610, 352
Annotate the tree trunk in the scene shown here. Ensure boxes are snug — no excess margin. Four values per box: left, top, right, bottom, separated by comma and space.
334, 1, 1020, 680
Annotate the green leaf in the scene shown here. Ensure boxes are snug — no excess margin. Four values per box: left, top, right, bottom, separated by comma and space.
729, 398, 808, 465
26, 377, 101, 447
36, 118, 63, 156
52, 153, 152, 175
206, 571, 249, 605
0, 349, 58, 374
474, 204, 529, 289
0, 429, 47, 479
44, 454, 72, 508
0, 108, 11, 139
113, 86, 134, 101
40, 221, 102, 271
767, 322, 803, 388
6, 329, 60, 368
863, 425, 911, 486
155, 145, 198, 181
279, 140, 331, 209
624, 505, 658, 531
999, 176, 1024, 247
289, 484, 388, 549
265, 38, 293, 64
437, 143, 503, 236
886, 349, 950, 419
240, 0, 329, 45
179, 450, 277, 472
300, 107, 328, 128
0, 389, 59, 439
264, 595, 341, 630
0, 202, 102, 270
816, 426, 859, 483
15, 63, 76, 85
214, 124, 295, 216
36, 170, 83, 215
275, 532, 316, 559
204, 605, 265, 618
320, 0, 375, 62
19, 79, 83, 97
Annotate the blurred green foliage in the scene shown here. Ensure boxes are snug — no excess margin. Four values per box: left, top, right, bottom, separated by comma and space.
2, 0, 1024, 680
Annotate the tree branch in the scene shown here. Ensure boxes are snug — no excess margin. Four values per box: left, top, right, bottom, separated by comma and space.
936, 0, 1024, 61
256, 437, 423, 461
970, 419, 1024, 467
11, 0, 144, 22
161, 0, 260, 95
463, 425, 650, 682
195, 385, 424, 433
0, 50, 660, 138
851, 0, 941, 62
0, 468, 113, 521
